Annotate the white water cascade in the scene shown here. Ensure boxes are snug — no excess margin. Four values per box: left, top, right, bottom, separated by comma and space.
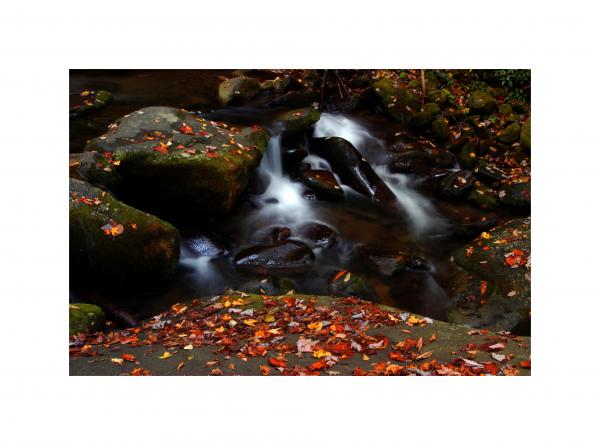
313, 113, 442, 234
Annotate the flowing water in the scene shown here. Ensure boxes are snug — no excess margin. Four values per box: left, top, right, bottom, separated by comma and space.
70, 70, 466, 323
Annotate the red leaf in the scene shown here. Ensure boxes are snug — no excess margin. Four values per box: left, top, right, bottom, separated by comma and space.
268, 357, 287, 368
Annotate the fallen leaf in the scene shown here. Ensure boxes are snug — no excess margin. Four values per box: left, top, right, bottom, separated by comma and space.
158, 351, 172, 359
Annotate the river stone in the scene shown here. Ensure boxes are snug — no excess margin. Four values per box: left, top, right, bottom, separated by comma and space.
389, 150, 431, 174
70, 90, 112, 117
468, 91, 497, 114
218, 77, 260, 105
457, 142, 478, 170
69, 151, 122, 191
407, 111, 435, 132
311, 137, 395, 203
69, 303, 105, 335
423, 102, 442, 116
85, 106, 269, 216
447, 218, 531, 334
69, 179, 180, 288
467, 185, 499, 210
359, 247, 412, 276
233, 240, 315, 275
473, 160, 506, 184
371, 78, 420, 122
426, 148, 456, 168
328, 271, 375, 299
274, 107, 320, 133
441, 170, 476, 197
432, 117, 451, 142
520, 118, 531, 152
499, 182, 531, 211
301, 168, 344, 200
496, 122, 521, 144
283, 146, 308, 167
298, 223, 337, 249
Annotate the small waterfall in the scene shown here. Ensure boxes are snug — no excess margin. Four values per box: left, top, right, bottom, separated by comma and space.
314, 113, 442, 234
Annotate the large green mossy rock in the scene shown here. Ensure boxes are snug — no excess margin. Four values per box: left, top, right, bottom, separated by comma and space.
69, 179, 180, 288
496, 122, 521, 144
69, 303, 105, 335
372, 78, 420, 122
520, 118, 531, 152
432, 117, 451, 142
274, 107, 320, 133
467, 184, 499, 210
218, 77, 260, 105
69, 151, 122, 191
499, 181, 531, 211
85, 106, 270, 216
468, 90, 497, 114
447, 218, 531, 333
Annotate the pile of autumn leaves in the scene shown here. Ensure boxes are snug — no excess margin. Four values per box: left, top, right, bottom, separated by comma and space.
70, 294, 528, 376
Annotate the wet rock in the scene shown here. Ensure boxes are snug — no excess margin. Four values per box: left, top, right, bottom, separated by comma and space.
407, 111, 435, 132
447, 218, 531, 333
69, 151, 122, 191
468, 91, 497, 114
520, 118, 531, 152
310, 137, 395, 203
283, 146, 308, 167
423, 102, 442, 116
301, 168, 344, 200
185, 234, 228, 257
298, 223, 337, 249
498, 103, 513, 116
358, 246, 429, 277
272, 76, 303, 94
70, 90, 112, 117
268, 91, 314, 109
473, 160, 506, 184
233, 240, 315, 275
85, 106, 269, 217
440, 170, 476, 197
467, 185, 499, 211
218, 77, 260, 105
510, 99, 529, 114
69, 179, 180, 289
269, 227, 292, 244
274, 107, 320, 133
438, 200, 500, 238
457, 142, 478, 170
425, 148, 456, 168
499, 182, 531, 211
328, 271, 375, 299
431, 117, 451, 142
69, 303, 105, 335
389, 151, 431, 174
496, 122, 521, 144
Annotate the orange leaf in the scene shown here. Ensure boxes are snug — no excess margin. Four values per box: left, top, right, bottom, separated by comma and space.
268, 357, 287, 368
121, 353, 135, 362
519, 360, 531, 369
307, 359, 326, 371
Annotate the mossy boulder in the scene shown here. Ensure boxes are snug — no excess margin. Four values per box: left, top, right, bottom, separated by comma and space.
498, 103, 513, 116
432, 117, 451, 142
499, 181, 531, 211
423, 102, 442, 116
441, 170, 476, 197
70, 90, 112, 117
427, 89, 449, 105
407, 111, 434, 132
274, 107, 320, 133
520, 118, 531, 152
496, 122, 521, 144
69, 303, 105, 335
69, 178, 180, 289
447, 218, 531, 333
467, 184, 499, 210
69, 151, 122, 191
371, 78, 420, 122
468, 91, 497, 114
85, 106, 269, 216
218, 77, 260, 105
458, 142, 478, 170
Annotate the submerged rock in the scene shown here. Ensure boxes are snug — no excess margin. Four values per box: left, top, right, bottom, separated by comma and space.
218, 77, 260, 105
301, 168, 344, 200
69, 179, 180, 288
328, 271, 375, 299
447, 218, 531, 334
69, 303, 105, 335
298, 223, 337, 249
310, 137, 395, 203
85, 106, 269, 217
233, 240, 315, 275
389, 151, 431, 174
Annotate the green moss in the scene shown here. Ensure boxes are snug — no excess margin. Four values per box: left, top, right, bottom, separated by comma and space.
520, 118, 531, 152
275, 107, 320, 133
467, 185, 499, 210
423, 102, 441, 115
69, 303, 105, 335
431, 117, 450, 142
468, 91, 497, 114
218, 77, 260, 105
496, 122, 521, 144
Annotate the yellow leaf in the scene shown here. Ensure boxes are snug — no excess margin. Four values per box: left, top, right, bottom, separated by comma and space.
307, 321, 323, 331
313, 349, 331, 358
362, 354, 369, 361
263, 314, 275, 323
267, 328, 282, 335
481, 232, 491, 239
111, 358, 124, 365
224, 300, 231, 308
215, 326, 226, 333
468, 152, 476, 158
158, 351, 172, 359
183, 344, 193, 350
243, 319, 258, 327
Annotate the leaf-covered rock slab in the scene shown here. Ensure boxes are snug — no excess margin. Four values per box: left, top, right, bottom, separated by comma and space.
85, 106, 270, 217
69, 178, 180, 289
447, 217, 531, 334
